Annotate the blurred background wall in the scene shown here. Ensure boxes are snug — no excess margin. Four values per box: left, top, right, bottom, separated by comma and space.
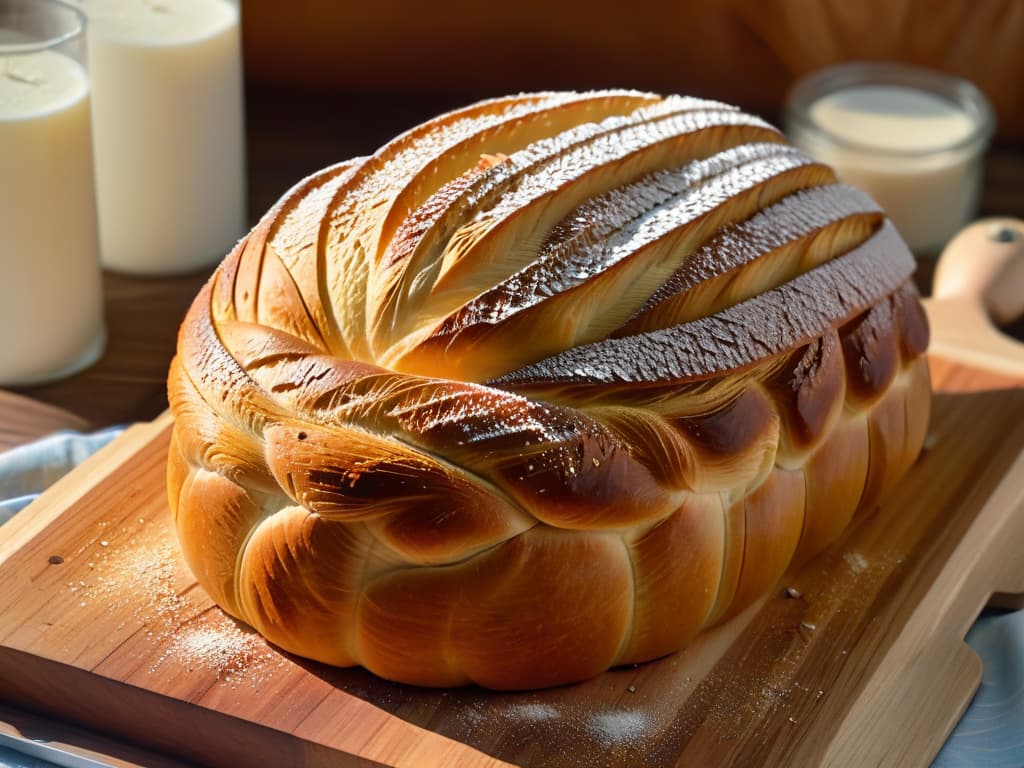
240, 0, 1023, 141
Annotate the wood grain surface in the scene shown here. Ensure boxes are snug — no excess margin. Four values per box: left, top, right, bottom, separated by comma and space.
0, 359, 1021, 768
0, 391, 89, 454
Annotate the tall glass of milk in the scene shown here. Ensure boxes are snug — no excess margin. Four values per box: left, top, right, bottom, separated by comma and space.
80, 0, 246, 275
785, 62, 995, 256
0, 0, 106, 386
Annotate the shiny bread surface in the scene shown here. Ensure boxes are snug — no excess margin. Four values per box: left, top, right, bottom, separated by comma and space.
168, 91, 930, 689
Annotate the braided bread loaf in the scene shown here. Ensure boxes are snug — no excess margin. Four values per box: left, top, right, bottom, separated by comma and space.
167, 90, 931, 690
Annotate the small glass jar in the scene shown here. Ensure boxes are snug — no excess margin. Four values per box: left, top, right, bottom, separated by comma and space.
81, 0, 246, 275
785, 62, 995, 257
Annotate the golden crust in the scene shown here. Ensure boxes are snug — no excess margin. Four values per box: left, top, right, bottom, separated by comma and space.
168, 90, 931, 690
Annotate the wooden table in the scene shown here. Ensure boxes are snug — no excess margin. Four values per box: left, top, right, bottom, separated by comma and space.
0, 85, 1023, 767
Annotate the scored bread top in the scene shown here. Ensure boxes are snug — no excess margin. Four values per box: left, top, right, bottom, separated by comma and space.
169, 90, 929, 689
216, 90, 911, 388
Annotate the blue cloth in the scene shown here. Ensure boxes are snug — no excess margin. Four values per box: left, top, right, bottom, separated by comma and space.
0, 428, 123, 524
933, 610, 1024, 766
0, 428, 1022, 767
0, 745, 54, 768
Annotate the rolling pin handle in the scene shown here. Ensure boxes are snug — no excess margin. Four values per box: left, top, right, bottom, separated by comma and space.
932, 217, 1024, 327
988, 224, 1020, 244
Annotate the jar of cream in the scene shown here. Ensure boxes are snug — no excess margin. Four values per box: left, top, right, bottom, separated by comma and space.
785, 62, 995, 256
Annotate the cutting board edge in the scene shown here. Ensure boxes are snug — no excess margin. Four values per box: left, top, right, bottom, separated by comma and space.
0, 643, 297, 768
0, 639, 523, 768
0, 643, 391, 768
817, 429, 1024, 767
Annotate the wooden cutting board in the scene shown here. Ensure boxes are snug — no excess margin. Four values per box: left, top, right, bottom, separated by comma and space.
1, 358, 1022, 768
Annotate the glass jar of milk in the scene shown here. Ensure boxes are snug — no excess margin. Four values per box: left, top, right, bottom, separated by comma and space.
785, 62, 995, 257
78, 0, 247, 275
0, 0, 106, 386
